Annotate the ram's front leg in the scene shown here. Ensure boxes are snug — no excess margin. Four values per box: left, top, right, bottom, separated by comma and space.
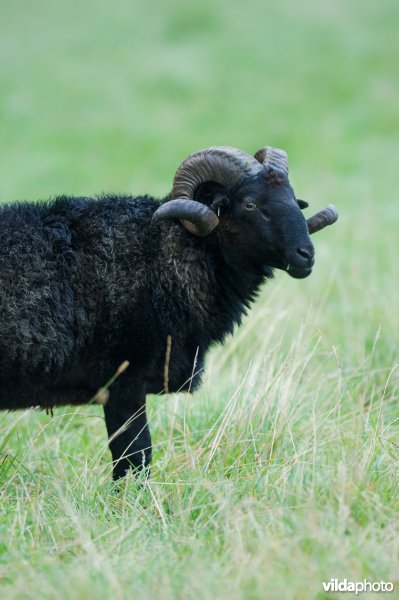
103, 383, 152, 480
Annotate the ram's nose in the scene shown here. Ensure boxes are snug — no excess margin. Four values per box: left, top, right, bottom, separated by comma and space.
296, 246, 315, 268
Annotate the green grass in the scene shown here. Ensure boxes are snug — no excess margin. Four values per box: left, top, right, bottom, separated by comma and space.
1, 0, 399, 598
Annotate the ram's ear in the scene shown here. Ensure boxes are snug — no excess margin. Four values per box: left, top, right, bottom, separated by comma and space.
297, 199, 309, 210
194, 181, 230, 207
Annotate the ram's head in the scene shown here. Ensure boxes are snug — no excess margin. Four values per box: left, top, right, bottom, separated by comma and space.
152, 146, 338, 279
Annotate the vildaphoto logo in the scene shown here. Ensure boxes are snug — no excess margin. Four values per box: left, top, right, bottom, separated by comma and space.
322, 579, 394, 594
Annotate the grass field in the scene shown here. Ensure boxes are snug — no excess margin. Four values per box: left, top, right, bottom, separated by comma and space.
0, 0, 399, 598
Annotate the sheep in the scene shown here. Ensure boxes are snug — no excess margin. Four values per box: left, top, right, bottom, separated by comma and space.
0, 146, 337, 479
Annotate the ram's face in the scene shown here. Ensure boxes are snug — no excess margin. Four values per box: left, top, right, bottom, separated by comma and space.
226, 175, 315, 278
152, 146, 338, 267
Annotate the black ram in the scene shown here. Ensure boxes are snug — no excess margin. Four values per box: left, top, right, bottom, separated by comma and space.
0, 146, 337, 478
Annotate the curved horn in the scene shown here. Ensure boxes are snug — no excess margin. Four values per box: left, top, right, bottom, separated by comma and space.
154, 146, 265, 237
254, 147, 289, 177
152, 199, 219, 237
307, 204, 338, 234
172, 146, 265, 200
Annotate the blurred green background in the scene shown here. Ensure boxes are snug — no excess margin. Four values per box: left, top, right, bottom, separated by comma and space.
1, 0, 397, 201
1, 1, 399, 598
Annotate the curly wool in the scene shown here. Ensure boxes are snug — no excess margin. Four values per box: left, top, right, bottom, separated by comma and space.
0, 193, 267, 409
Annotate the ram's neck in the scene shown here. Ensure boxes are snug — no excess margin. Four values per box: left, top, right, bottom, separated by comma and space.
154, 224, 268, 345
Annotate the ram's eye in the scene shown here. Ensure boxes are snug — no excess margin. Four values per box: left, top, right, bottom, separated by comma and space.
245, 200, 257, 210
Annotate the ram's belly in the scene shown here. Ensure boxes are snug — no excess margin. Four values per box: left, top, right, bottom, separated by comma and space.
0, 381, 93, 410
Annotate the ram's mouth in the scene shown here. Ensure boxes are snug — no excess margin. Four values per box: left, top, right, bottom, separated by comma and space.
285, 265, 313, 279
263, 260, 313, 279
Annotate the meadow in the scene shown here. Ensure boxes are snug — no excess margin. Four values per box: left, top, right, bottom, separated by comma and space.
0, 0, 398, 598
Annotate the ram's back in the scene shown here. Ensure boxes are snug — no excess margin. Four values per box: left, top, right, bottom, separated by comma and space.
0, 194, 159, 379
